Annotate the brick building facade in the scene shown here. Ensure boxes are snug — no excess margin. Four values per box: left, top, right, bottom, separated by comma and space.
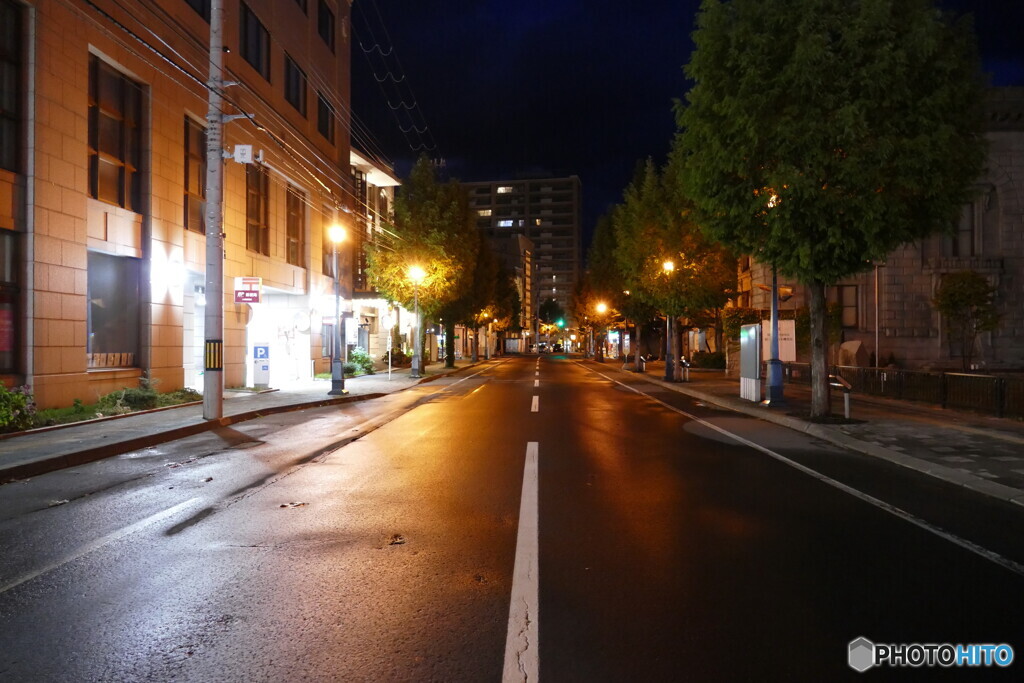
0, 0, 373, 409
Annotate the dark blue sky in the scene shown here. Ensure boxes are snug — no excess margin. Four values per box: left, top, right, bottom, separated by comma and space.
351, 1, 1024, 246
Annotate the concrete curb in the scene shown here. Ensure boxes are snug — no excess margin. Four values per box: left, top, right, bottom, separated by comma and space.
587, 361, 1024, 508
0, 363, 482, 484
0, 392, 387, 483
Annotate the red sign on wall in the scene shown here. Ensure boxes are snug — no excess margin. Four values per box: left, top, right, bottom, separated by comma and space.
234, 277, 262, 304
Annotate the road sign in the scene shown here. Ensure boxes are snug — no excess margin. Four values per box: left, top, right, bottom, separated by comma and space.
254, 345, 269, 360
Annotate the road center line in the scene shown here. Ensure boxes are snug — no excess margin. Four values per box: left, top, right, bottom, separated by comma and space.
531, 395, 539, 412
534, 379, 539, 388
503, 442, 539, 683
586, 366, 1024, 578
0, 497, 200, 595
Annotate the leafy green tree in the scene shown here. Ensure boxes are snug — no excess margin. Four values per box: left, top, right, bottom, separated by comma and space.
584, 213, 657, 368
438, 231, 498, 364
365, 156, 478, 325
674, 0, 986, 415
933, 270, 1001, 372
614, 159, 734, 379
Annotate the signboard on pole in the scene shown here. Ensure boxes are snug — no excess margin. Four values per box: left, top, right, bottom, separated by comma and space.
761, 319, 796, 362
234, 276, 262, 303
739, 323, 762, 402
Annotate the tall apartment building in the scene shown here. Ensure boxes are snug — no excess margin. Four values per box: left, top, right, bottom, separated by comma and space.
463, 176, 581, 327
0, 0, 365, 409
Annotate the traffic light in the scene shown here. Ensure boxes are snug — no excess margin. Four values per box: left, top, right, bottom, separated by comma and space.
556, 319, 565, 328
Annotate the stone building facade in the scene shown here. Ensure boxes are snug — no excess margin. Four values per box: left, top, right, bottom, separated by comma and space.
739, 88, 1024, 370
0, 0, 369, 408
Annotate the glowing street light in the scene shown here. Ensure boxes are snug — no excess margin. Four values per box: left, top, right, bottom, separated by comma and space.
408, 265, 426, 378
328, 224, 347, 395
662, 259, 675, 381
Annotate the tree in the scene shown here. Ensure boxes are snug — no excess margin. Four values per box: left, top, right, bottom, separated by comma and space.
614, 159, 735, 380
437, 230, 497, 365
585, 213, 657, 369
674, 0, 986, 416
365, 155, 478, 324
933, 270, 1001, 372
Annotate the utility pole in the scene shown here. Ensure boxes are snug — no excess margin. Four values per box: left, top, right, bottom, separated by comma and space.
203, 0, 225, 420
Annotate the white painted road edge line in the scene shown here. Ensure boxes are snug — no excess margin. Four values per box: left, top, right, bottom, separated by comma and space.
0, 497, 201, 595
531, 396, 539, 413
503, 442, 540, 683
587, 366, 1024, 579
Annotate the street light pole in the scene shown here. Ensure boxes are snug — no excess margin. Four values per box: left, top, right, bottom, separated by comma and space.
408, 265, 425, 379
328, 224, 346, 395
764, 265, 785, 405
662, 260, 675, 382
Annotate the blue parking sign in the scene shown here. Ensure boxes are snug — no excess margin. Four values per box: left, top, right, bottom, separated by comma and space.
254, 345, 270, 360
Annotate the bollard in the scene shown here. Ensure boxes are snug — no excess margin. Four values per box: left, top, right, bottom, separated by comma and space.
829, 373, 853, 420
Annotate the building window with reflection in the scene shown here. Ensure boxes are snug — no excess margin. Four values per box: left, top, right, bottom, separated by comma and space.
184, 117, 206, 233
0, 230, 18, 372
318, 0, 335, 52
246, 163, 270, 255
828, 285, 858, 329
88, 57, 143, 211
286, 185, 305, 267
317, 93, 334, 143
0, 0, 23, 173
87, 251, 140, 368
240, 2, 270, 80
284, 54, 307, 116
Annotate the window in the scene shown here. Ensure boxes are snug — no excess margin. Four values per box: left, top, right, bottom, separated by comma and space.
317, 93, 334, 143
828, 285, 858, 328
286, 185, 305, 267
0, 0, 22, 172
497, 186, 513, 194
321, 323, 335, 358
322, 205, 337, 278
478, 209, 492, 217
184, 118, 206, 233
498, 219, 513, 227
245, 164, 269, 255
946, 204, 976, 258
284, 54, 307, 116
185, 0, 210, 21
88, 57, 143, 211
0, 230, 18, 372
240, 3, 270, 80
294, 0, 307, 13
318, 0, 335, 52
87, 251, 141, 368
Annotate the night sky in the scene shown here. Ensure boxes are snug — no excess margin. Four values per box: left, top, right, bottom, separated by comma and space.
350, 1, 1024, 249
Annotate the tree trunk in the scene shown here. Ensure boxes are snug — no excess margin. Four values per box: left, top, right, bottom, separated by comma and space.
444, 320, 456, 368
633, 323, 643, 372
673, 317, 683, 382
809, 280, 831, 417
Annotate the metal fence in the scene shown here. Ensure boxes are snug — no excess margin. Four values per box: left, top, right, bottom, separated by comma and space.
780, 363, 1024, 419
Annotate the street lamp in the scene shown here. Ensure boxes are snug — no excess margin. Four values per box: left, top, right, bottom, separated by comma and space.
328, 223, 347, 395
408, 264, 426, 379
662, 259, 675, 382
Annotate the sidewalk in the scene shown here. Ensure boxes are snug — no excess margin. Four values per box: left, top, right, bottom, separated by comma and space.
591, 358, 1024, 507
0, 360, 479, 483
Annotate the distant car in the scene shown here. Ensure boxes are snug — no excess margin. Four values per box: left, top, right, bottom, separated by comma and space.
552, 343, 564, 352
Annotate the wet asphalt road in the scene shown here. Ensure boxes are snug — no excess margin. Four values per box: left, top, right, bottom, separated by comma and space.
0, 355, 1021, 681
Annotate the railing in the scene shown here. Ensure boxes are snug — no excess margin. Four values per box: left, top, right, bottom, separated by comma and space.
780, 363, 1024, 419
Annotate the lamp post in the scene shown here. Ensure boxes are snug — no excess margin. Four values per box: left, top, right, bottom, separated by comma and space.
408, 265, 426, 379
662, 260, 675, 382
328, 224, 347, 395
595, 302, 608, 362
763, 265, 785, 405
